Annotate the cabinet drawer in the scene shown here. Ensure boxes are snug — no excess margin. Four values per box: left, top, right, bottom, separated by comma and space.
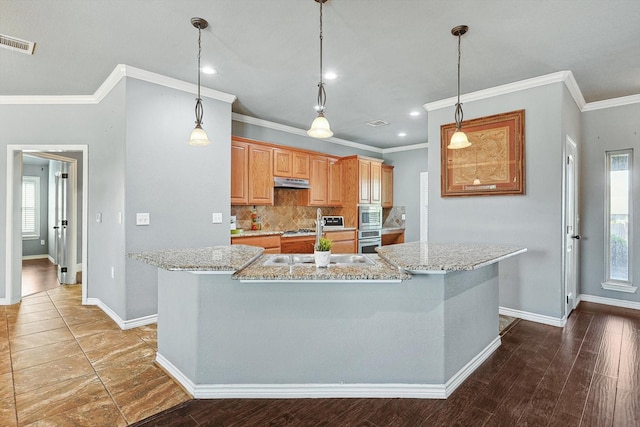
280, 235, 315, 254
232, 235, 281, 251
324, 230, 356, 242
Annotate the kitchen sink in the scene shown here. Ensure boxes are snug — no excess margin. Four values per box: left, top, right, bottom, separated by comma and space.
263, 253, 375, 266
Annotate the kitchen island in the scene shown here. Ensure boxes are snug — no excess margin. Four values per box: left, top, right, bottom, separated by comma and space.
130, 242, 525, 399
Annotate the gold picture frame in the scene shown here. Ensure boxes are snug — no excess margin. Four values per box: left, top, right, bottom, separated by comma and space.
440, 109, 525, 197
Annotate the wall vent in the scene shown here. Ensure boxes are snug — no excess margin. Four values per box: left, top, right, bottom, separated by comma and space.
0, 34, 36, 55
365, 120, 389, 127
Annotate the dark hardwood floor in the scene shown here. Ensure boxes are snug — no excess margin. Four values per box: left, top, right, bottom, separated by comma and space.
132, 301, 640, 426
21, 258, 60, 296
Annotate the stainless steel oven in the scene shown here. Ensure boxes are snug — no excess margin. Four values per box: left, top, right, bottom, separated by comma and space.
358, 229, 382, 254
358, 205, 382, 253
358, 205, 382, 230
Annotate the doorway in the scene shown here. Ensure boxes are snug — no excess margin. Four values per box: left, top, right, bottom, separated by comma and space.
5, 145, 88, 305
563, 137, 579, 318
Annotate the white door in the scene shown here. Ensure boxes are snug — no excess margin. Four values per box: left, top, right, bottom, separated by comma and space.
564, 137, 579, 316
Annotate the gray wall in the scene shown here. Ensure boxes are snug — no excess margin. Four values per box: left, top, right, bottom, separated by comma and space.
0, 81, 127, 304
427, 82, 572, 319
21, 163, 49, 257
581, 103, 640, 304
124, 79, 233, 319
382, 148, 428, 242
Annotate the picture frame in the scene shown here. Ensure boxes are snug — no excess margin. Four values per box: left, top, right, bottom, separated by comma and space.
440, 109, 525, 197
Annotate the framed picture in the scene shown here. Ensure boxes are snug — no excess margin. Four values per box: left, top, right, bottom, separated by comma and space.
440, 109, 525, 197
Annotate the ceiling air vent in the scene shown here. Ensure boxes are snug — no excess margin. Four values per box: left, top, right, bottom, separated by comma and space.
365, 120, 389, 127
0, 34, 36, 55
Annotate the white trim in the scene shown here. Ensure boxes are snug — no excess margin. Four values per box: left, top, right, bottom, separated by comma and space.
0, 64, 236, 105
21, 254, 49, 260
499, 306, 566, 327
582, 94, 640, 112
155, 336, 500, 399
382, 143, 429, 154
600, 282, 638, 294
579, 294, 640, 311
86, 297, 158, 330
232, 113, 382, 154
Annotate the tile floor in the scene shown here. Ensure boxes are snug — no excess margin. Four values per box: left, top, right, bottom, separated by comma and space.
0, 284, 190, 426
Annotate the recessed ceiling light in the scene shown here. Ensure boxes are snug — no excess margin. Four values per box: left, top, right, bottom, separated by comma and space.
201, 66, 218, 75
324, 71, 339, 80
398, 132, 407, 137
410, 111, 420, 117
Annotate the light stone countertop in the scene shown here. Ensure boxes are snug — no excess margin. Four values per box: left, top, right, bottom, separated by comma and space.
231, 254, 411, 282
128, 244, 263, 271
376, 242, 527, 273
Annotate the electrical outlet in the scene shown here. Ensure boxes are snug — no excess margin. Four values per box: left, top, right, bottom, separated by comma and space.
136, 213, 150, 226
40, 239, 45, 245
110, 266, 115, 279
212, 212, 223, 224
401, 213, 406, 220
96, 213, 102, 223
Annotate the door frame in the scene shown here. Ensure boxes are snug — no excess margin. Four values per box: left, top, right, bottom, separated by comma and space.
5, 145, 88, 304
562, 136, 579, 317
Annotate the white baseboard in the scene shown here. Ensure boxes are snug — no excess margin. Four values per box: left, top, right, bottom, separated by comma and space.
48, 255, 55, 264
579, 294, 640, 311
21, 254, 49, 260
499, 306, 566, 327
86, 297, 157, 330
155, 336, 501, 400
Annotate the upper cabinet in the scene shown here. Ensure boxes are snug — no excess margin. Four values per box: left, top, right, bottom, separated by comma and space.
381, 164, 394, 208
231, 137, 273, 206
273, 148, 310, 179
339, 155, 384, 227
354, 157, 382, 205
297, 155, 341, 207
328, 157, 342, 206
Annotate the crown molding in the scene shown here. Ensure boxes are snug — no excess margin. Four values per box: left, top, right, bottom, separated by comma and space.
582, 94, 640, 112
0, 64, 236, 105
382, 143, 429, 154
231, 113, 383, 154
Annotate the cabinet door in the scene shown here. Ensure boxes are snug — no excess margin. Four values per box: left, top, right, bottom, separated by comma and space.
381, 164, 393, 208
370, 161, 382, 205
248, 144, 274, 205
231, 140, 249, 205
273, 148, 293, 177
280, 236, 315, 253
308, 155, 329, 206
328, 158, 342, 206
358, 159, 371, 204
292, 152, 310, 179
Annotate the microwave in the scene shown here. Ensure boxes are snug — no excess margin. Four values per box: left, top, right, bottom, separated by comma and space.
358, 205, 382, 230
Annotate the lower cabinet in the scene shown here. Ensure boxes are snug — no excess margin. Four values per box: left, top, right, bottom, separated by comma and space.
280, 236, 315, 254
324, 230, 357, 254
231, 235, 281, 254
381, 230, 405, 246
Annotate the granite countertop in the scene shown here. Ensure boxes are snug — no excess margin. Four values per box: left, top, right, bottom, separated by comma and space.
232, 254, 411, 282
376, 242, 527, 273
381, 227, 405, 234
231, 228, 357, 239
129, 245, 263, 271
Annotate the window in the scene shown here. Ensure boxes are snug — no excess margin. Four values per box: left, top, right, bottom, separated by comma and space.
603, 149, 635, 292
22, 176, 40, 239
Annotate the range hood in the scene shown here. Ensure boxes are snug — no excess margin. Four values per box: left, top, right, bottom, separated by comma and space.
274, 177, 311, 189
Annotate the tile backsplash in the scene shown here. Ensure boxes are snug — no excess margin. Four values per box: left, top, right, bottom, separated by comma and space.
383, 206, 406, 228
231, 188, 342, 231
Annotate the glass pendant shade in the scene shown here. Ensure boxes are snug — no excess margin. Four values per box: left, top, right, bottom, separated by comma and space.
448, 129, 471, 149
307, 112, 333, 138
188, 124, 211, 146
473, 178, 481, 185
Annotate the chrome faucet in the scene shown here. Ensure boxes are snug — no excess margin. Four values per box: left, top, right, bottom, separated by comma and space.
315, 208, 323, 249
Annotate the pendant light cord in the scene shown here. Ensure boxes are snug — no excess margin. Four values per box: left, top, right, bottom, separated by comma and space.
454, 32, 463, 129
316, 0, 327, 113
195, 25, 203, 125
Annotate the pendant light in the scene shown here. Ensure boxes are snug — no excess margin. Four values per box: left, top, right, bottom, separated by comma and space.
448, 25, 471, 150
307, 0, 333, 139
187, 17, 211, 146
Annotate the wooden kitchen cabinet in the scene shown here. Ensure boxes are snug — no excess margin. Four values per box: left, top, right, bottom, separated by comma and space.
298, 155, 329, 206
248, 143, 274, 205
280, 235, 315, 254
328, 157, 342, 206
273, 148, 310, 179
357, 158, 382, 204
381, 164, 394, 208
381, 229, 404, 246
231, 139, 249, 205
231, 137, 274, 205
339, 155, 385, 228
324, 229, 357, 254
231, 234, 281, 253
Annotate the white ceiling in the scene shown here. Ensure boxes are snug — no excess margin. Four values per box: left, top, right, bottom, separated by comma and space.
2, 0, 639, 149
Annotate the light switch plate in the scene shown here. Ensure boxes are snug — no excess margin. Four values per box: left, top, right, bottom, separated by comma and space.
212, 212, 223, 224
136, 213, 150, 226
